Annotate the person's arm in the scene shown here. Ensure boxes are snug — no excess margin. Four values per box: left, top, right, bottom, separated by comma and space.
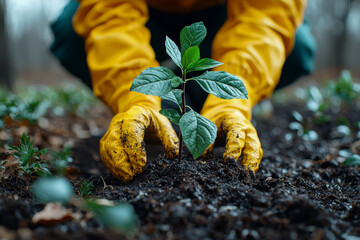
73, 0, 178, 181
201, 0, 306, 170
73, 0, 159, 113
213, 0, 306, 104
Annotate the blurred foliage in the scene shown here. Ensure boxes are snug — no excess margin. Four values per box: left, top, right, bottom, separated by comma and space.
329, 70, 360, 103
296, 70, 360, 112
32, 175, 138, 234
256, 70, 360, 145
50, 145, 73, 176
343, 154, 360, 166
17, 84, 97, 117
289, 110, 319, 142
0, 84, 97, 128
86, 200, 139, 235
338, 149, 360, 166
291, 70, 359, 137
32, 176, 74, 203
0, 89, 50, 126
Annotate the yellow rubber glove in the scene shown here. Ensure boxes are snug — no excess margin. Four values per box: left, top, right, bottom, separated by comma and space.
201, 0, 306, 171
100, 103, 179, 182
201, 87, 263, 171
73, 1, 179, 181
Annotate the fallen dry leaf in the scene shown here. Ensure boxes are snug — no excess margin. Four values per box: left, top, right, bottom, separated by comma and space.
351, 140, 360, 155
48, 136, 65, 147
65, 166, 81, 180
0, 155, 19, 179
0, 226, 16, 240
32, 203, 74, 225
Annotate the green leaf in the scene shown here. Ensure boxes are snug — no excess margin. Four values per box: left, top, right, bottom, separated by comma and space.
86, 201, 138, 234
80, 179, 93, 199
50, 145, 73, 176
165, 36, 182, 69
179, 109, 217, 159
171, 76, 184, 88
160, 109, 181, 124
130, 67, 180, 97
292, 111, 303, 122
181, 46, 200, 70
180, 22, 207, 56
161, 89, 183, 108
191, 71, 248, 99
35, 168, 52, 177
187, 58, 223, 73
343, 154, 360, 166
32, 177, 73, 203
9, 132, 50, 176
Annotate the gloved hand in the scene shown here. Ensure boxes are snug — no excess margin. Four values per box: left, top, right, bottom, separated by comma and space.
100, 98, 179, 182
201, 90, 263, 172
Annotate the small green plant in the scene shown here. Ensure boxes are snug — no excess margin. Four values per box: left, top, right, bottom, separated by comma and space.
288, 110, 319, 142
305, 86, 330, 124
130, 22, 247, 160
79, 179, 93, 199
343, 154, 360, 166
50, 145, 73, 175
330, 70, 360, 104
9, 133, 51, 179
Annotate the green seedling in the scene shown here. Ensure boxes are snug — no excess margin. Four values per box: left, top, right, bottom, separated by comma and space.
85, 200, 139, 235
130, 22, 248, 160
306, 86, 330, 124
295, 86, 330, 125
338, 149, 360, 166
50, 145, 73, 176
79, 179, 93, 199
343, 154, 360, 166
330, 70, 360, 104
9, 133, 51, 182
322, 70, 360, 120
289, 110, 319, 142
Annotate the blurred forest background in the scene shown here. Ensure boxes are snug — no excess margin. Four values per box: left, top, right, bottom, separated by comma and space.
0, 0, 360, 89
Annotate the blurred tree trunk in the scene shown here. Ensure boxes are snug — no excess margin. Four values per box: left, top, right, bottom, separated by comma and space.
335, 0, 353, 68
0, 0, 13, 90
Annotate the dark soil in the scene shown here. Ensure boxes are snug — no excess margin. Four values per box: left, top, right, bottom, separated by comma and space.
0, 98, 359, 240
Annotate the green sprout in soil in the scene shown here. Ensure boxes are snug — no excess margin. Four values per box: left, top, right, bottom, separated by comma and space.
305, 86, 330, 124
289, 110, 319, 142
343, 153, 360, 166
330, 70, 360, 104
130, 22, 248, 160
9, 133, 51, 181
79, 179, 93, 199
50, 145, 73, 176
